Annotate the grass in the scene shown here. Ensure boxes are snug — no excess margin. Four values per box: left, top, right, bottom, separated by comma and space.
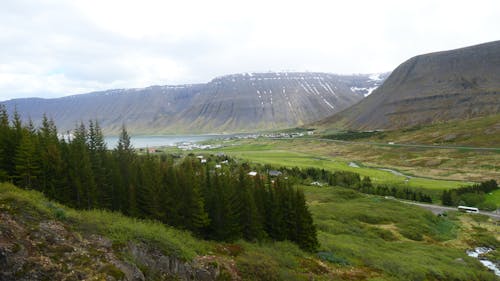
485, 189, 500, 207
1, 182, 499, 280
0, 182, 209, 260
320, 114, 500, 148
196, 141, 469, 192
190, 137, 499, 184
303, 185, 499, 281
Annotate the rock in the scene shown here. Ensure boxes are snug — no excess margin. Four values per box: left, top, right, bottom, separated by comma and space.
443, 134, 457, 141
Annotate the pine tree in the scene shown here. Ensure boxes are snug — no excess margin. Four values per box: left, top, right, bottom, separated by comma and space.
88, 120, 110, 208
68, 123, 96, 209
441, 190, 452, 206
237, 168, 263, 241
114, 125, 136, 214
0, 105, 11, 181
14, 129, 40, 189
181, 159, 210, 235
37, 115, 65, 198
294, 189, 319, 252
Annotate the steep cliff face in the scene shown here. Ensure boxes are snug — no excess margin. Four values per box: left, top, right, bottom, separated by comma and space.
1, 72, 384, 134
316, 41, 500, 130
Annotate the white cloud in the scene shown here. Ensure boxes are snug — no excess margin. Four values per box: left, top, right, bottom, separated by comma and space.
1, 0, 499, 100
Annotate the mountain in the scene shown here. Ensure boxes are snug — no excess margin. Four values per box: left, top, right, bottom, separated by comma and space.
315, 41, 500, 131
1, 72, 386, 135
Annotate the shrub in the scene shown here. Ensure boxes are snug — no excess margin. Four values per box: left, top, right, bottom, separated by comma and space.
317, 251, 349, 265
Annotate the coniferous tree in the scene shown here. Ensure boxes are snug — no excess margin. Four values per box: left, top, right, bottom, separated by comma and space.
14, 129, 39, 189
162, 164, 180, 225
237, 168, 263, 241
294, 189, 319, 252
0, 105, 11, 181
88, 120, 110, 208
114, 125, 136, 214
68, 123, 96, 209
179, 158, 210, 235
37, 115, 64, 198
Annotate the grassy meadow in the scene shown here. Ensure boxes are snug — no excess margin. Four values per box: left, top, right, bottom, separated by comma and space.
180, 140, 475, 201
184, 136, 499, 187
2, 182, 498, 280
342, 114, 500, 148
486, 189, 500, 208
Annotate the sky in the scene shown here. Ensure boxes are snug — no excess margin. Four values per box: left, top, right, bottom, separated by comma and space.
1, 0, 499, 101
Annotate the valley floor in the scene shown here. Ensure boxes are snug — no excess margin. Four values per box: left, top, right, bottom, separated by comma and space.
190, 137, 499, 189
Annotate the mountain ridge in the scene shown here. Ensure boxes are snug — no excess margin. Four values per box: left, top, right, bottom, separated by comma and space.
315, 41, 500, 130
2, 72, 387, 135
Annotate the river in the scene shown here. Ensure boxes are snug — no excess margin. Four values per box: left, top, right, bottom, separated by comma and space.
466, 247, 500, 276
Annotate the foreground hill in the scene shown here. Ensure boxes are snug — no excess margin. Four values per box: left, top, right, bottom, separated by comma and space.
1, 72, 386, 135
1, 183, 498, 281
316, 41, 500, 130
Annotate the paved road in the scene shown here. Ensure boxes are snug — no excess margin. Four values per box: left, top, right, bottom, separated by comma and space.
314, 138, 500, 151
398, 200, 500, 221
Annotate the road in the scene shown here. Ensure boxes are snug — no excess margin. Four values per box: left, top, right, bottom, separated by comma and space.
314, 138, 500, 151
397, 200, 500, 221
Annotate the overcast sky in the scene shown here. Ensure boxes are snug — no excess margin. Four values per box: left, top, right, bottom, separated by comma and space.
1, 0, 499, 101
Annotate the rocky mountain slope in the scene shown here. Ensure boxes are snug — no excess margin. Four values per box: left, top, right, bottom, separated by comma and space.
1, 72, 385, 135
315, 41, 500, 130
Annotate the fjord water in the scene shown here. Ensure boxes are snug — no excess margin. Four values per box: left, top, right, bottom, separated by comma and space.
104, 135, 221, 149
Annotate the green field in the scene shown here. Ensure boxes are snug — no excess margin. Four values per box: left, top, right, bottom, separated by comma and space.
197, 142, 469, 191
486, 189, 500, 207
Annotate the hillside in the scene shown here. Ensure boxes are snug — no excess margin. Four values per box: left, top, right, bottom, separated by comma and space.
1, 72, 386, 135
315, 41, 500, 130
1, 183, 498, 281
323, 114, 500, 148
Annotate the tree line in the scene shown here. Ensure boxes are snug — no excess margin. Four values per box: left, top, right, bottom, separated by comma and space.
0, 106, 318, 251
267, 166, 433, 203
441, 179, 498, 210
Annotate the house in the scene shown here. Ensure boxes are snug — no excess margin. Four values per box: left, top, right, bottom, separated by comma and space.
248, 171, 258, 176
201, 159, 207, 164
215, 164, 222, 169
268, 170, 282, 177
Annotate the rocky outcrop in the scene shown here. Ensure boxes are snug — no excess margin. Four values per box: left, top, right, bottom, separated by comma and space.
1, 72, 385, 134
0, 212, 232, 281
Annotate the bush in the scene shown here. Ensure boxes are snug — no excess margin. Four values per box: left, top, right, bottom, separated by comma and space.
399, 227, 424, 241
46, 202, 67, 220
478, 201, 498, 211
368, 227, 397, 241
237, 252, 281, 281
317, 251, 349, 265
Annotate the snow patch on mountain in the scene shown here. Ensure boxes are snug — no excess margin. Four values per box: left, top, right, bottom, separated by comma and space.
369, 73, 383, 81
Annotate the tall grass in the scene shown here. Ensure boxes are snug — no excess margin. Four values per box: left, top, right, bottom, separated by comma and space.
0, 183, 208, 260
